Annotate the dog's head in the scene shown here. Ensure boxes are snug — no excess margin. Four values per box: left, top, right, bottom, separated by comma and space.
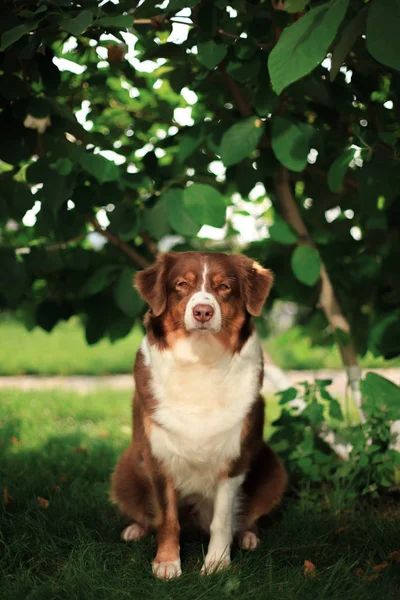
135, 252, 273, 339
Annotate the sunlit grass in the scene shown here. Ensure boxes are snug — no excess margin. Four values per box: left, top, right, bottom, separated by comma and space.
1, 389, 399, 600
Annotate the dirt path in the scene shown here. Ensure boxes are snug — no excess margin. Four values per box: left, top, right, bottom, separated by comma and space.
0, 368, 399, 395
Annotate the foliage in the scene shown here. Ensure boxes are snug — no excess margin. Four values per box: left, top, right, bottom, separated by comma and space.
0, 0, 399, 364
2, 388, 400, 599
271, 373, 400, 497
2, 315, 399, 375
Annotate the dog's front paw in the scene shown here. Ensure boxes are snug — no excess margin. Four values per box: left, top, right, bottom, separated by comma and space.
201, 552, 231, 575
239, 530, 260, 551
121, 523, 147, 542
152, 559, 182, 580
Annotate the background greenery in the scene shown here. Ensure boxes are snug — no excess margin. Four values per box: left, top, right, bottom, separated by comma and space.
1, 2, 400, 595
1, 0, 400, 365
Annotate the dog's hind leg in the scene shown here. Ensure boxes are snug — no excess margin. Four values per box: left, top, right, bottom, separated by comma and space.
111, 443, 160, 540
239, 443, 287, 549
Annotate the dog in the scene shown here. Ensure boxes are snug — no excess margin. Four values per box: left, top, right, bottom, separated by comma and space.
111, 251, 287, 579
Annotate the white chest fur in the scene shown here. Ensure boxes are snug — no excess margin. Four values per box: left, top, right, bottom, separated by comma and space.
140, 333, 262, 498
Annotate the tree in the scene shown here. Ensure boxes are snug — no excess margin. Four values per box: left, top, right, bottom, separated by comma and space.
1, 0, 399, 382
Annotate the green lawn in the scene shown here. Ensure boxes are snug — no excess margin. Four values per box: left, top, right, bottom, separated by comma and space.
1, 315, 399, 376
0, 316, 142, 376
1, 389, 399, 600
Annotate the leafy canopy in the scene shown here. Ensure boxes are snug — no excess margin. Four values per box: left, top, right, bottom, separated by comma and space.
0, 0, 399, 361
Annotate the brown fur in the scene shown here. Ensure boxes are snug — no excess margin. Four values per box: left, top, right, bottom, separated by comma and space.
111, 251, 287, 575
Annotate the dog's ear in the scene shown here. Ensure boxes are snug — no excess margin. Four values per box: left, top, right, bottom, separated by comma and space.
135, 254, 172, 316
237, 255, 274, 316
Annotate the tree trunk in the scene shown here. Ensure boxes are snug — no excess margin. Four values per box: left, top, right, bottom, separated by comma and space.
274, 166, 365, 423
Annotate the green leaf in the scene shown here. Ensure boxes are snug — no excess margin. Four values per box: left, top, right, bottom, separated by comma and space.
271, 117, 312, 172
183, 183, 226, 228
360, 372, 400, 416
254, 82, 279, 117
327, 148, 355, 192
268, 0, 350, 94
284, 0, 311, 12
276, 387, 298, 405
220, 117, 264, 167
43, 171, 75, 215
291, 245, 321, 286
164, 188, 200, 236
109, 201, 138, 241
329, 398, 343, 420
0, 19, 41, 52
227, 57, 261, 83
80, 153, 120, 183
54, 158, 73, 176
334, 327, 350, 347
142, 199, 170, 241
330, 7, 367, 81
114, 268, 145, 318
235, 39, 257, 60
197, 40, 227, 70
96, 16, 133, 29
83, 266, 119, 296
367, 0, 400, 71
177, 131, 203, 163
0, 249, 27, 302
269, 216, 298, 245
59, 10, 93, 36
303, 400, 324, 426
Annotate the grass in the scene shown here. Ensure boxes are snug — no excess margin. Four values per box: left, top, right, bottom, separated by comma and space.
265, 326, 400, 371
1, 389, 400, 600
0, 316, 142, 376
1, 315, 400, 376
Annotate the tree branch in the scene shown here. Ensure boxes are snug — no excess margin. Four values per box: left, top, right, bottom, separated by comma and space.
274, 166, 365, 422
219, 66, 253, 117
133, 17, 272, 48
87, 216, 150, 269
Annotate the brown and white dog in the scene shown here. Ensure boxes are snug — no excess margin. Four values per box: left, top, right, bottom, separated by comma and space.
111, 251, 287, 579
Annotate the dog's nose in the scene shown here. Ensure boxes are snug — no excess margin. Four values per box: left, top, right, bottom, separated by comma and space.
192, 304, 214, 323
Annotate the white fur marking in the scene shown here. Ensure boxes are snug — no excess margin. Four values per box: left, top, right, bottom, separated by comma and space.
201, 475, 244, 573
184, 259, 221, 332
148, 332, 262, 499
152, 559, 182, 580
201, 261, 208, 292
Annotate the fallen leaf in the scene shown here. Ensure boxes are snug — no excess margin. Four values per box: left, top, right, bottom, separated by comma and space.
389, 550, 400, 564
304, 560, 316, 578
37, 496, 50, 509
10, 436, 20, 446
373, 562, 389, 573
355, 567, 364, 577
71, 446, 87, 454
336, 526, 348, 534
3, 488, 12, 505
99, 430, 110, 438
367, 573, 380, 582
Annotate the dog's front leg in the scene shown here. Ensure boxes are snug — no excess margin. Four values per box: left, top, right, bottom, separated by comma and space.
152, 477, 181, 580
201, 475, 244, 574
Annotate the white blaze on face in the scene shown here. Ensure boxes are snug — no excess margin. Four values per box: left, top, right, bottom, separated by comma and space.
184, 260, 222, 333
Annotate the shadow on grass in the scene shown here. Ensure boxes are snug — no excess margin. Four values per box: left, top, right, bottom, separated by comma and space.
1, 418, 400, 600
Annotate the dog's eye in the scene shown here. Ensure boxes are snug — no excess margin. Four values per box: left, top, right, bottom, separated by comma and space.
218, 283, 230, 291
176, 281, 188, 289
